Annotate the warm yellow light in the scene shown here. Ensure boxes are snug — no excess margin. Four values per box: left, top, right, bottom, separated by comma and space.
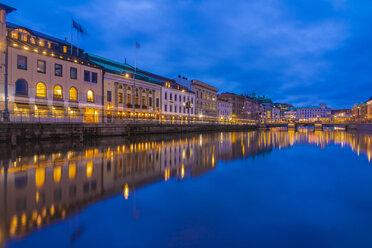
21, 213, 27, 226
35, 191, 39, 203
86, 161, 93, 178
181, 165, 185, 179
23, 46, 29, 50
125, 73, 129, 78
50, 205, 55, 216
35, 168, 45, 187
42, 51, 47, 55
53, 166, 62, 183
69, 163, 76, 179
124, 184, 129, 200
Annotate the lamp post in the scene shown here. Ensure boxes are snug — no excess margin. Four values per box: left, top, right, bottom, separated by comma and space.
3, 41, 9, 122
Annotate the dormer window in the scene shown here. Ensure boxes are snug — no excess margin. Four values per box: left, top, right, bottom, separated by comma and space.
11, 31, 18, 39
30, 37, 35, 44
39, 39, 45, 47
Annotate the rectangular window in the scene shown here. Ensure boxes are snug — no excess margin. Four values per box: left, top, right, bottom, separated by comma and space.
156, 98, 159, 107
165, 92, 167, 100
70, 67, 77, 79
149, 97, 153, 106
118, 93, 123, 103
107, 91, 112, 102
165, 105, 167, 112
179, 106, 181, 112
17, 55, 27, 70
37, 60, 46, 73
92, 72, 98, 83
183, 96, 186, 102
170, 93, 172, 101
84, 70, 90, 82
175, 106, 177, 113
179, 95, 181, 101
175, 94, 177, 101
55, 64, 63, 76
170, 105, 173, 112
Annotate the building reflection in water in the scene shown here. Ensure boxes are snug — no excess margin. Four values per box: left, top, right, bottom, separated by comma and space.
0, 130, 371, 246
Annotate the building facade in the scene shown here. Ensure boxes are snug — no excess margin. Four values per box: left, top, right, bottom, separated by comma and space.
217, 97, 232, 122
296, 104, 331, 121
87, 54, 162, 121
0, 6, 103, 123
191, 80, 218, 121
161, 81, 195, 122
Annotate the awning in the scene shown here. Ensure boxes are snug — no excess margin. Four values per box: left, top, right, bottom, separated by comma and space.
35, 104, 49, 111
15, 103, 31, 109
52, 105, 66, 111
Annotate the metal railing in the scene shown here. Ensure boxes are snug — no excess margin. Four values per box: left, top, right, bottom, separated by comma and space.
0, 111, 258, 125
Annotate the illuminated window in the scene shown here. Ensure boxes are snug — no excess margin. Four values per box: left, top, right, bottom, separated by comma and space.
87, 90, 94, 102
118, 93, 123, 103
22, 34, 28, 42
63, 46, 67, 53
39, 39, 45, 47
53, 85, 63, 100
142, 95, 146, 105
15, 79, 28, 96
69, 87, 78, 101
127, 94, 131, 104
36, 82, 47, 98
11, 31, 19, 39
135, 89, 139, 105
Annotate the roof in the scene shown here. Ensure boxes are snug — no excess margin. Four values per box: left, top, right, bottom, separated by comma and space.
7, 22, 71, 46
87, 53, 174, 86
0, 3, 16, 14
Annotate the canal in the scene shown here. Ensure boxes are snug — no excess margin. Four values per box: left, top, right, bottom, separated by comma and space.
1, 130, 372, 247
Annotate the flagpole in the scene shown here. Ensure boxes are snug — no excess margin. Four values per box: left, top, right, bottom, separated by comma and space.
133, 42, 137, 122
77, 26, 79, 57
70, 20, 73, 55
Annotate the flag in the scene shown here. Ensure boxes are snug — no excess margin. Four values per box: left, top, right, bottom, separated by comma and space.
72, 19, 85, 34
136, 42, 140, 48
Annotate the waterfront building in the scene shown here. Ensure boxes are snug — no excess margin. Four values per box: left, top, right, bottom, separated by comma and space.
296, 104, 331, 121
217, 96, 232, 122
244, 96, 264, 121
271, 107, 281, 121
367, 99, 372, 121
218, 92, 245, 121
284, 107, 297, 121
86, 54, 162, 121
331, 109, 352, 122
191, 80, 218, 121
0, 5, 103, 123
161, 80, 195, 122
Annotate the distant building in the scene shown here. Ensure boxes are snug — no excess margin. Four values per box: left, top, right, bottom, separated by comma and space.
217, 96, 232, 121
352, 98, 371, 122
296, 104, 331, 121
271, 107, 281, 121
191, 80, 218, 121
331, 109, 351, 122
284, 108, 296, 121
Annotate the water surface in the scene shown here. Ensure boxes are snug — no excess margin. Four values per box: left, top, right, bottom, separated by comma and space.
1, 130, 372, 248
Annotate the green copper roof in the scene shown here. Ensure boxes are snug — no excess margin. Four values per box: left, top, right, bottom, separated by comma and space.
86, 53, 163, 86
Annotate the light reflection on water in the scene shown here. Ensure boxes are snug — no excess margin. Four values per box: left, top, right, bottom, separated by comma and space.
1, 130, 372, 247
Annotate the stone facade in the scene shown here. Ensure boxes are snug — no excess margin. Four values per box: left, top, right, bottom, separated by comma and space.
191, 80, 218, 120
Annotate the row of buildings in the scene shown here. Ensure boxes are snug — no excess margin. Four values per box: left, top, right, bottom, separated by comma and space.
0, 4, 266, 124
0, 3, 339, 124
351, 98, 372, 123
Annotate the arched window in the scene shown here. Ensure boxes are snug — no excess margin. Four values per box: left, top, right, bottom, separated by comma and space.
53, 85, 63, 100
69, 87, 78, 101
135, 89, 139, 105
36, 82, 47, 98
15, 79, 28, 96
87, 90, 94, 102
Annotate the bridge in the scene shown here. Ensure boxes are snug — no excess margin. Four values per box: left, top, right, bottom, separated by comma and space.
259, 121, 360, 131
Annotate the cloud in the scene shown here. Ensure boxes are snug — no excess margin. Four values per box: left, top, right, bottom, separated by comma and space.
5, 0, 371, 108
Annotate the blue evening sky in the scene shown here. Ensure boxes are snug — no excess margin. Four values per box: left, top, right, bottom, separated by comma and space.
4, 0, 372, 108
